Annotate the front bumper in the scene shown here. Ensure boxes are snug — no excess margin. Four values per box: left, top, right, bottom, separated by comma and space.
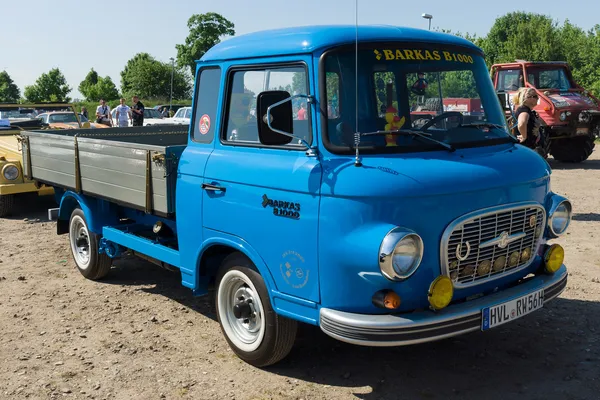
0, 182, 54, 196
319, 266, 567, 346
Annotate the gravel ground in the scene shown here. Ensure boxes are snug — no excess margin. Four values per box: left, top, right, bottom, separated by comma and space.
1, 151, 599, 400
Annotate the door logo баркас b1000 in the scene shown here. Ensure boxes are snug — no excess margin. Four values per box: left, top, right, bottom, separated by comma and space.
262, 194, 301, 219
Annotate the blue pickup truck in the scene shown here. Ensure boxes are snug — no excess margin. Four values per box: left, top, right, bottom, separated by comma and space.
21, 25, 571, 367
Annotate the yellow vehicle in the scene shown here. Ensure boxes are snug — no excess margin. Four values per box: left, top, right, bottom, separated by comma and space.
0, 103, 92, 217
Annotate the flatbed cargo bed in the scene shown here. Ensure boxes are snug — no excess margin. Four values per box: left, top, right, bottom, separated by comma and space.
21, 125, 189, 216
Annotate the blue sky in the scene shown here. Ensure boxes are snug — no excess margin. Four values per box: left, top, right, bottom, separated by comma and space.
2, 0, 598, 100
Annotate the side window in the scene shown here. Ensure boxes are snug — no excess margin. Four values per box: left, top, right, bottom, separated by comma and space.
192, 67, 221, 143
325, 72, 340, 119
498, 70, 522, 90
224, 65, 311, 147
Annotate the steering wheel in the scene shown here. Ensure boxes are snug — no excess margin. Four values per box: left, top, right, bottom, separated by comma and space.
420, 111, 463, 132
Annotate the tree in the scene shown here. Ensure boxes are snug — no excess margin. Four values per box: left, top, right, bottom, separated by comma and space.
24, 68, 71, 102
78, 68, 99, 100
79, 69, 119, 102
0, 71, 20, 103
176, 12, 235, 77
120, 53, 191, 100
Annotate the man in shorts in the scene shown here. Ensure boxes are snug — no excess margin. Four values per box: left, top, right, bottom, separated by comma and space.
115, 98, 132, 127
131, 96, 145, 126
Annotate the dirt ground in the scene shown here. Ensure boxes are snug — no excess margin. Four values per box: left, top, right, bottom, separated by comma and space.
1, 151, 599, 400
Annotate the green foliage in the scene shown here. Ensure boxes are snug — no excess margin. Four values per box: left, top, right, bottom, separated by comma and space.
444, 12, 600, 96
120, 53, 191, 100
176, 12, 235, 77
24, 68, 71, 102
79, 69, 119, 102
0, 71, 21, 102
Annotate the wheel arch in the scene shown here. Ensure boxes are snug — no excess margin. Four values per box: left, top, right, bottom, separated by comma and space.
196, 235, 279, 299
57, 191, 117, 235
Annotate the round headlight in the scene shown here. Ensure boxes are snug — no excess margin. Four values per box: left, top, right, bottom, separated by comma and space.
550, 201, 572, 236
2, 164, 19, 181
579, 111, 591, 123
559, 112, 567, 121
379, 229, 424, 281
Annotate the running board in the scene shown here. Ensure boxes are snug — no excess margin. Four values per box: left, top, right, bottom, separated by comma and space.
102, 226, 181, 268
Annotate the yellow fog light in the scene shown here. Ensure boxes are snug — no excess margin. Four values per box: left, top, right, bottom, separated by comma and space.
544, 244, 564, 274
428, 276, 454, 310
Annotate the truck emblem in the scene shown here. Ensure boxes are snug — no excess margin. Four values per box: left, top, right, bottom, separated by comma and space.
529, 215, 537, 228
262, 194, 301, 219
455, 241, 471, 261
479, 231, 526, 250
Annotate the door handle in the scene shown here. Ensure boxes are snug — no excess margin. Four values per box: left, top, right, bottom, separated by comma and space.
201, 183, 226, 192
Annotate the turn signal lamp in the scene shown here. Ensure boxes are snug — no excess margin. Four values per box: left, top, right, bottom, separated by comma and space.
372, 290, 402, 310
428, 276, 454, 310
544, 244, 564, 274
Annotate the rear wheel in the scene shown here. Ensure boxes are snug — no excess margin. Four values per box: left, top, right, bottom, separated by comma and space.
215, 253, 297, 367
0, 194, 14, 217
68, 208, 112, 280
550, 135, 595, 163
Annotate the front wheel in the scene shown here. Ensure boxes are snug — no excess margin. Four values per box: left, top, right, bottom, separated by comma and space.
68, 208, 112, 280
550, 135, 595, 163
0, 194, 14, 217
215, 253, 297, 367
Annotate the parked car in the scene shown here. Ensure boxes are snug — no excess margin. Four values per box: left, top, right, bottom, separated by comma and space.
167, 106, 191, 125
110, 107, 177, 127
37, 111, 108, 129
153, 104, 188, 116
0, 102, 88, 217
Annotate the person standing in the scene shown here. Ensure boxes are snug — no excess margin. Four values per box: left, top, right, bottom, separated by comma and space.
513, 87, 541, 150
81, 106, 88, 119
95, 99, 112, 127
131, 96, 145, 126
115, 98, 132, 127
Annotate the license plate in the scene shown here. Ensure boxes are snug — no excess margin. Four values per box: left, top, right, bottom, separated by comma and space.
481, 289, 544, 331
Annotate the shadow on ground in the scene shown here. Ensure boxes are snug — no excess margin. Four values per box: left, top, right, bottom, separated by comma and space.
548, 157, 600, 171
96, 259, 600, 400
572, 212, 600, 222
2, 194, 57, 222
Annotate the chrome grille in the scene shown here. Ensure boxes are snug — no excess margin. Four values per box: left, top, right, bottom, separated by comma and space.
441, 203, 546, 288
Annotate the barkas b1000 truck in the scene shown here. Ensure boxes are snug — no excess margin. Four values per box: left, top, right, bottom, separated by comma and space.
22, 25, 571, 367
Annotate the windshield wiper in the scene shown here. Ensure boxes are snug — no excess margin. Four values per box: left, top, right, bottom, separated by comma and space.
459, 122, 507, 130
361, 129, 455, 152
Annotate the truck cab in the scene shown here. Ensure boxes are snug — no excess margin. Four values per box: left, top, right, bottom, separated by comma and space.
491, 60, 599, 162
22, 26, 571, 367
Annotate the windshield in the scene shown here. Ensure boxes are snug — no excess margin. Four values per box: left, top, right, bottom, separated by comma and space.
322, 44, 510, 153
0, 110, 37, 119
144, 109, 161, 118
48, 113, 78, 123
526, 67, 572, 90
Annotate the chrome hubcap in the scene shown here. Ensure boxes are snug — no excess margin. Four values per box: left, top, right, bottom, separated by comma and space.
70, 216, 90, 268
218, 270, 265, 352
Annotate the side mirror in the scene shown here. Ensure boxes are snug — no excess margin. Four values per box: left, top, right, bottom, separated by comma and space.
497, 92, 510, 111
257, 90, 294, 146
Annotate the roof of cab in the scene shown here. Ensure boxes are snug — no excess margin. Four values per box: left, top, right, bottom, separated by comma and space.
199, 24, 482, 63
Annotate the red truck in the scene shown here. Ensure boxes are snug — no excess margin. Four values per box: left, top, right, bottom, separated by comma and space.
491, 60, 599, 162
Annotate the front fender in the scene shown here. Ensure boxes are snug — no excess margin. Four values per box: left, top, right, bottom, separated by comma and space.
198, 228, 279, 296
